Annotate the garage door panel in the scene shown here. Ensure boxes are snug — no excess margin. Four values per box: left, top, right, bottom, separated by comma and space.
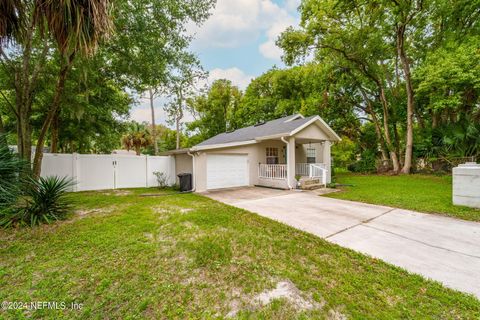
207, 154, 248, 190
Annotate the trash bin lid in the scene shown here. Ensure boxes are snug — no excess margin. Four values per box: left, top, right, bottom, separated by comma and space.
177, 173, 191, 177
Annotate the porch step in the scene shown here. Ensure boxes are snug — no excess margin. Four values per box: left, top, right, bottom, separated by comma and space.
299, 178, 325, 190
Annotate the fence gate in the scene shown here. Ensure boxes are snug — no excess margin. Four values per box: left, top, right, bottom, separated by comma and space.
114, 155, 147, 189
77, 155, 116, 191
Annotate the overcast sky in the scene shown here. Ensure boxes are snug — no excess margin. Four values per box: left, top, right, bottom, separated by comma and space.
130, 0, 301, 127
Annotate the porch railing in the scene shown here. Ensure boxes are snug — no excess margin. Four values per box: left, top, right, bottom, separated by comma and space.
258, 164, 287, 180
295, 163, 326, 176
259, 163, 328, 185
296, 163, 327, 185
309, 164, 327, 185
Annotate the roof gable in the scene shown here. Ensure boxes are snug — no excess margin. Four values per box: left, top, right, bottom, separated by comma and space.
194, 114, 340, 149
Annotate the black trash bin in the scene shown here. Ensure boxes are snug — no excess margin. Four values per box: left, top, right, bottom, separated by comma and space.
177, 173, 192, 192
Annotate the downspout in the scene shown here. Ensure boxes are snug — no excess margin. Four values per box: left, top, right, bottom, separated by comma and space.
280, 136, 293, 190
187, 151, 196, 192
326, 140, 335, 185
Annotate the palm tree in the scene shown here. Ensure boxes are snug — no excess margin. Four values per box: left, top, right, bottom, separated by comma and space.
121, 126, 153, 156
31, 0, 113, 177
2, 0, 112, 176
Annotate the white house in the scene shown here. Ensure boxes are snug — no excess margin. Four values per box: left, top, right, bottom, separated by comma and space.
163, 114, 341, 192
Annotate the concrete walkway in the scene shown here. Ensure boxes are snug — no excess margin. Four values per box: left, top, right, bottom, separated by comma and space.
203, 187, 480, 299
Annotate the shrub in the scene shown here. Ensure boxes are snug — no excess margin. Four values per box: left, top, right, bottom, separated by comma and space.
0, 176, 74, 227
347, 150, 377, 173
0, 139, 28, 212
332, 136, 357, 169
153, 171, 169, 188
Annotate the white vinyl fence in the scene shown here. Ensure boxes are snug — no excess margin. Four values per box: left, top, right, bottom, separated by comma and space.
40, 153, 176, 192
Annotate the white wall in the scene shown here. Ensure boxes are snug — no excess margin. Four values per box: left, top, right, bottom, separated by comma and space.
174, 153, 193, 184
453, 163, 480, 209
41, 153, 176, 192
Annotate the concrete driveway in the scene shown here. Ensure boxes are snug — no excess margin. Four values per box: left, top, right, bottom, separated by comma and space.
203, 187, 480, 299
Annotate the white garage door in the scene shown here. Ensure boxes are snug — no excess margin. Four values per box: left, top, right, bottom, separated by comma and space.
207, 154, 248, 190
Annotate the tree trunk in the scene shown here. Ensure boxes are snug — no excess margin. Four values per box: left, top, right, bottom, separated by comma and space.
176, 115, 181, 149
32, 55, 73, 177
397, 24, 415, 174
358, 87, 389, 163
0, 114, 6, 147
16, 107, 32, 162
11, 32, 48, 163
149, 88, 158, 155
175, 90, 184, 150
17, 21, 34, 162
432, 111, 439, 128
50, 110, 60, 153
0, 114, 3, 133
393, 120, 401, 165
378, 84, 400, 172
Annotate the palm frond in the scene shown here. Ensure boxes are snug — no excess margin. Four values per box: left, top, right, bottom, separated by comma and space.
0, 0, 26, 45
34, 0, 113, 56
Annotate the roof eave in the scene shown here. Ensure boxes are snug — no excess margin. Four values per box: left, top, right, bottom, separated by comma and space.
191, 140, 257, 151
158, 148, 191, 156
254, 133, 291, 141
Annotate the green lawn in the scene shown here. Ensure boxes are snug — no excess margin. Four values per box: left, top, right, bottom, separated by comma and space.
327, 173, 480, 222
1, 188, 479, 319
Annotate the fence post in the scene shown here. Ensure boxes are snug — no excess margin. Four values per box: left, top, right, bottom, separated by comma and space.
145, 155, 149, 188
72, 153, 78, 192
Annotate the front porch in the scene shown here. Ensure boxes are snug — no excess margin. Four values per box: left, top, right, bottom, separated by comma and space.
254, 135, 332, 190
257, 162, 328, 190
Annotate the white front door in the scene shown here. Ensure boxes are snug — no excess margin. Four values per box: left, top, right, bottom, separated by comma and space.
206, 154, 249, 190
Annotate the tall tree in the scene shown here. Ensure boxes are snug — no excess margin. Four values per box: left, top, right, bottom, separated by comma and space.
165, 55, 206, 149
0, 16, 50, 164
389, 0, 426, 173
31, 0, 112, 176
104, 0, 214, 153
0, 0, 214, 177
240, 64, 360, 139
188, 79, 242, 140
0, 0, 112, 175
277, 1, 403, 172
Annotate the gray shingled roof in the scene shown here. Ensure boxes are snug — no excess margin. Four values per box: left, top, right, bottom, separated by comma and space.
196, 114, 317, 147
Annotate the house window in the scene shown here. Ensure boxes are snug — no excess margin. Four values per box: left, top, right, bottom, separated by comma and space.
266, 147, 279, 164
306, 148, 316, 164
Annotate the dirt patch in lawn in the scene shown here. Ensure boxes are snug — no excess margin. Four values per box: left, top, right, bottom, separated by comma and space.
74, 205, 121, 220
327, 308, 348, 320
99, 190, 133, 196
227, 280, 324, 317
152, 206, 193, 215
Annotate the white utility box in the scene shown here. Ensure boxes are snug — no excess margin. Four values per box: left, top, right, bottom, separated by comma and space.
453, 162, 480, 208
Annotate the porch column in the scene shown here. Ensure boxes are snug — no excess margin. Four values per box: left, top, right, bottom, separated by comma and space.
323, 141, 331, 183
286, 136, 296, 188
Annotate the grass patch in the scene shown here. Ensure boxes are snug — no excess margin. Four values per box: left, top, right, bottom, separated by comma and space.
192, 236, 232, 268
327, 173, 480, 221
0, 188, 479, 319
